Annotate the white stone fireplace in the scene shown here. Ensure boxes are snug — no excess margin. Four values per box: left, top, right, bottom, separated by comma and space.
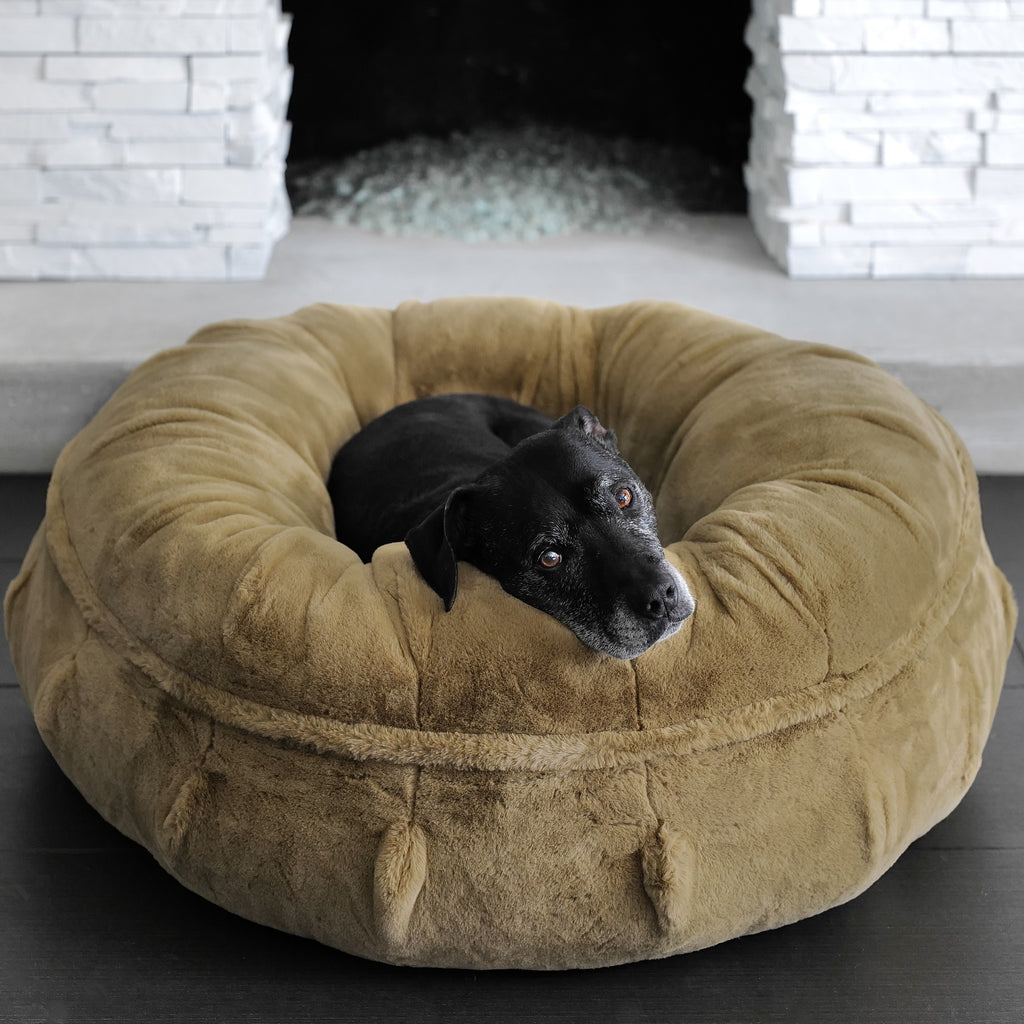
746, 0, 1024, 277
0, 0, 292, 280
2, 1, 1024, 280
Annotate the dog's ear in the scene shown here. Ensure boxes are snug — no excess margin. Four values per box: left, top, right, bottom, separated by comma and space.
404, 486, 475, 612
558, 405, 618, 452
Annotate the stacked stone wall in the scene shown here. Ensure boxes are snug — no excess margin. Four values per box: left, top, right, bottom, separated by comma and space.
746, 0, 1024, 276
0, 0, 292, 280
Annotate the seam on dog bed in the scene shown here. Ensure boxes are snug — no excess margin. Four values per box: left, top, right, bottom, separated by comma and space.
161, 719, 216, 858
282, 317, 370, 437
373, 816, 428, 947
562, 305, 599, 415
531, 303, 598, 418
632, 659, 643, 733
639, 821, 698, 940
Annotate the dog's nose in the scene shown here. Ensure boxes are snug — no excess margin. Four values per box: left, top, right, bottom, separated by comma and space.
630, 570, 696, 624
643, 584, 676, 620
637, 579, 689, 622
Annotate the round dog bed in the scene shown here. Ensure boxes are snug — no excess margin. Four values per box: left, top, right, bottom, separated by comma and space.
5, 298, 1016, 970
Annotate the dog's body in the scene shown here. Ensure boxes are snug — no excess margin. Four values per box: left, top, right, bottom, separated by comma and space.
328, 393, 694, 659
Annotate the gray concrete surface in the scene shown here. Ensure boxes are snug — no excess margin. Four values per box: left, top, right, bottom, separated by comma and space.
2, 214, 1022, 472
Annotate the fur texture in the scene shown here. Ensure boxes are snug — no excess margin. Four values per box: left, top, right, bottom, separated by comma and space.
4, 298, 1016, 970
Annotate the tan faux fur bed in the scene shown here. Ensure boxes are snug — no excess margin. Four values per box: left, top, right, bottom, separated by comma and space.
5, 298, 1016, 970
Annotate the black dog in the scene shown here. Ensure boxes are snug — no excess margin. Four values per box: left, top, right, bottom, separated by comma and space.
327, 394, 694, 659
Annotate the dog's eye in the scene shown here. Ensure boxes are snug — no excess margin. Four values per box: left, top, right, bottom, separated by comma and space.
614, 487, 632, 509
538, 550, 562, 569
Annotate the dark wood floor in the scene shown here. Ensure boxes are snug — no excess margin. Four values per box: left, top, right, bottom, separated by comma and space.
2, 474, 1021, 1024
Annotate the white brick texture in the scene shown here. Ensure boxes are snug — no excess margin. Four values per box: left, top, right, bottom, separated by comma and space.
881, 131, 983, 164
976, 168, 1024, 197
825, 2, 925, 14
0, 17, 77, 52
0, 169, 41, 202
88, 82, 190, 111
0, 1, 292, 281
864, 17, 951, 51
986, 134, 1024, 163
0, 114, 72, 139
929, 2, 1012, 17
182, 167, 277, 204
78, 17, 231, 53
966, 245, 1024, 274
747, 0, 1024, 277
41, 169, 183, 203
953, 20, 1024, 50
0, 82, 89, 111
873, 245, 969, 276
778, 17, 865, 51
0, 56, 45, 77
782, 55, 1024, 94
45, 56, 190, 82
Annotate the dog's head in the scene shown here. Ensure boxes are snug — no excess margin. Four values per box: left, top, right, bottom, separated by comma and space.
405, 405, 694, 659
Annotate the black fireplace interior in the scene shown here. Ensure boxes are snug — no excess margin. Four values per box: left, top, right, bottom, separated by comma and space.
280, 1, 753, 213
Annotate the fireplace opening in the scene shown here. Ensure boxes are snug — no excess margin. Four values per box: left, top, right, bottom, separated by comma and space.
280, 1, 753, 241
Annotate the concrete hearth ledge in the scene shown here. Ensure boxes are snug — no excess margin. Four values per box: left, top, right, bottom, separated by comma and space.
1, 214, 1022, 473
